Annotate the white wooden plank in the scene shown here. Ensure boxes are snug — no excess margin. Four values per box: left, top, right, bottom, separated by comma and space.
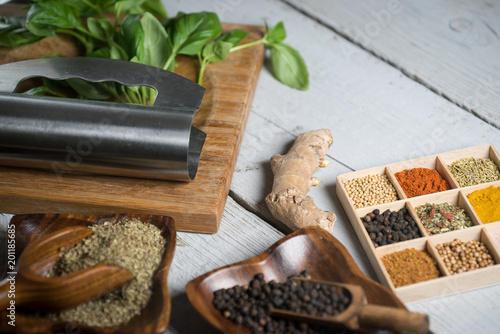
167, 0, 500, 266
168, 197, 285, 297
408, 285, 500, 334
230, 111, 377, 275
167, 0, 500, 175
285, 0, 500, 128
166, 197, 285, 333
165, 1, 500, 333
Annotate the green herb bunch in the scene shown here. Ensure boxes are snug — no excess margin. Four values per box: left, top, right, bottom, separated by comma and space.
0, 0, 309, 104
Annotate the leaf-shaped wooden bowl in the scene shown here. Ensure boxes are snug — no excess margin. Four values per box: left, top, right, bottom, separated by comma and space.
0, 213, 176, 334
186, 226, 406, 333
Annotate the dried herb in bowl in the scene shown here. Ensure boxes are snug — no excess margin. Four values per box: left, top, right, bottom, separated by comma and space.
416, 202, 472, 235
448, 157, 500, 187
47, 218, 166, 328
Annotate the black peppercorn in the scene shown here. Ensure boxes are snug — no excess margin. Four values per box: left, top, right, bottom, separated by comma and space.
361, 208, 422, 247
212, 272, 352, 334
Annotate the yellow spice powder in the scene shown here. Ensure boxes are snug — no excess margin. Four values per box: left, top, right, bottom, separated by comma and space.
467, 185, 500, 224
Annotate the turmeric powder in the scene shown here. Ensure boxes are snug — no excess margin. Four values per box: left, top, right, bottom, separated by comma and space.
467, 185, 500, 224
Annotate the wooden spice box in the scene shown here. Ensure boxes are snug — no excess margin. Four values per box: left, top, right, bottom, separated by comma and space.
336, 144, 500, 302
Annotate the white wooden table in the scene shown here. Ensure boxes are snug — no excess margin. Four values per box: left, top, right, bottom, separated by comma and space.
1, 0, 500, 333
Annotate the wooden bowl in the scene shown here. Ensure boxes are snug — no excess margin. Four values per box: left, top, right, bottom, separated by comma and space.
0, 213, 176, 334
185, 226, 406, 334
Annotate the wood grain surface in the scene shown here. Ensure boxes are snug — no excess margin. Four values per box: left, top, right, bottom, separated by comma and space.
0, 22, 265, 234
285, 0, 500, 128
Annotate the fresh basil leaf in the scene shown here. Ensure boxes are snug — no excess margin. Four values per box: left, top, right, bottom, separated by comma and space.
266, 21, 286, 44
168, 12, 222, 56
114, 0, 149, 17
0, 16, 42, 47
94, 0, 116, 10
22, 77, 63, 97
54, 0, 113, 15
269, 42, 309, 90
202, 40, 232, 63
88, 47, 111, 58
26, 1, 84, 37
140, 12, 169, 68
53, 0, 93, 16
87, 17, 113, 42
22, 85, 53, 96
123, 56, 142, 94
219, 29, 247, 47
161, 11, 184, 31
116, 14, 144, 60
129, 0, 167, 19
110, 42, 128, 60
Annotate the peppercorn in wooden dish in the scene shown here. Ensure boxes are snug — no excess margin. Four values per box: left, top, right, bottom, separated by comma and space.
336, 144, 500, 303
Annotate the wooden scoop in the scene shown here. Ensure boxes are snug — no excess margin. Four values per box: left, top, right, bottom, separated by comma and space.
271, 279, 429, 334
0, 226, 134, 311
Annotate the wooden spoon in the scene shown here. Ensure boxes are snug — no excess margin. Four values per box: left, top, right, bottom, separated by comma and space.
271, 279, 429, 334
0, 226, 134, 311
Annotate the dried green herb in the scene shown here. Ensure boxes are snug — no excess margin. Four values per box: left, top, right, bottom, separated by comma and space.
448, 157, 500, 187
48, 218, 166, 327
416, 202, 471, 234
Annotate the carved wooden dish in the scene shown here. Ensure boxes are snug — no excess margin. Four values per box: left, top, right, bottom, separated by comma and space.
185, 227, 406, 334
0, 213, 176, 334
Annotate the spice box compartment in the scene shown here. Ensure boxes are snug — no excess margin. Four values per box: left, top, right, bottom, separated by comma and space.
387, 154, 456, 198
460, 181, 500, 225
336, 144, 500, 303
408, 187, 482, 234
379, 226, 500, 303
439, 144, 500, 188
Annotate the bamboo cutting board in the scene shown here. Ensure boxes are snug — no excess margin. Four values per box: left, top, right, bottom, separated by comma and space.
0, 23, 265, 233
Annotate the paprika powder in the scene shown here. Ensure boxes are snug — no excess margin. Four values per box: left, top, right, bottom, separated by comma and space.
395, 167, 450, 198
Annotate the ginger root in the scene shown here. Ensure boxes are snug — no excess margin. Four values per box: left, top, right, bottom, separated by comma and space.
265, 129, 336, 232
